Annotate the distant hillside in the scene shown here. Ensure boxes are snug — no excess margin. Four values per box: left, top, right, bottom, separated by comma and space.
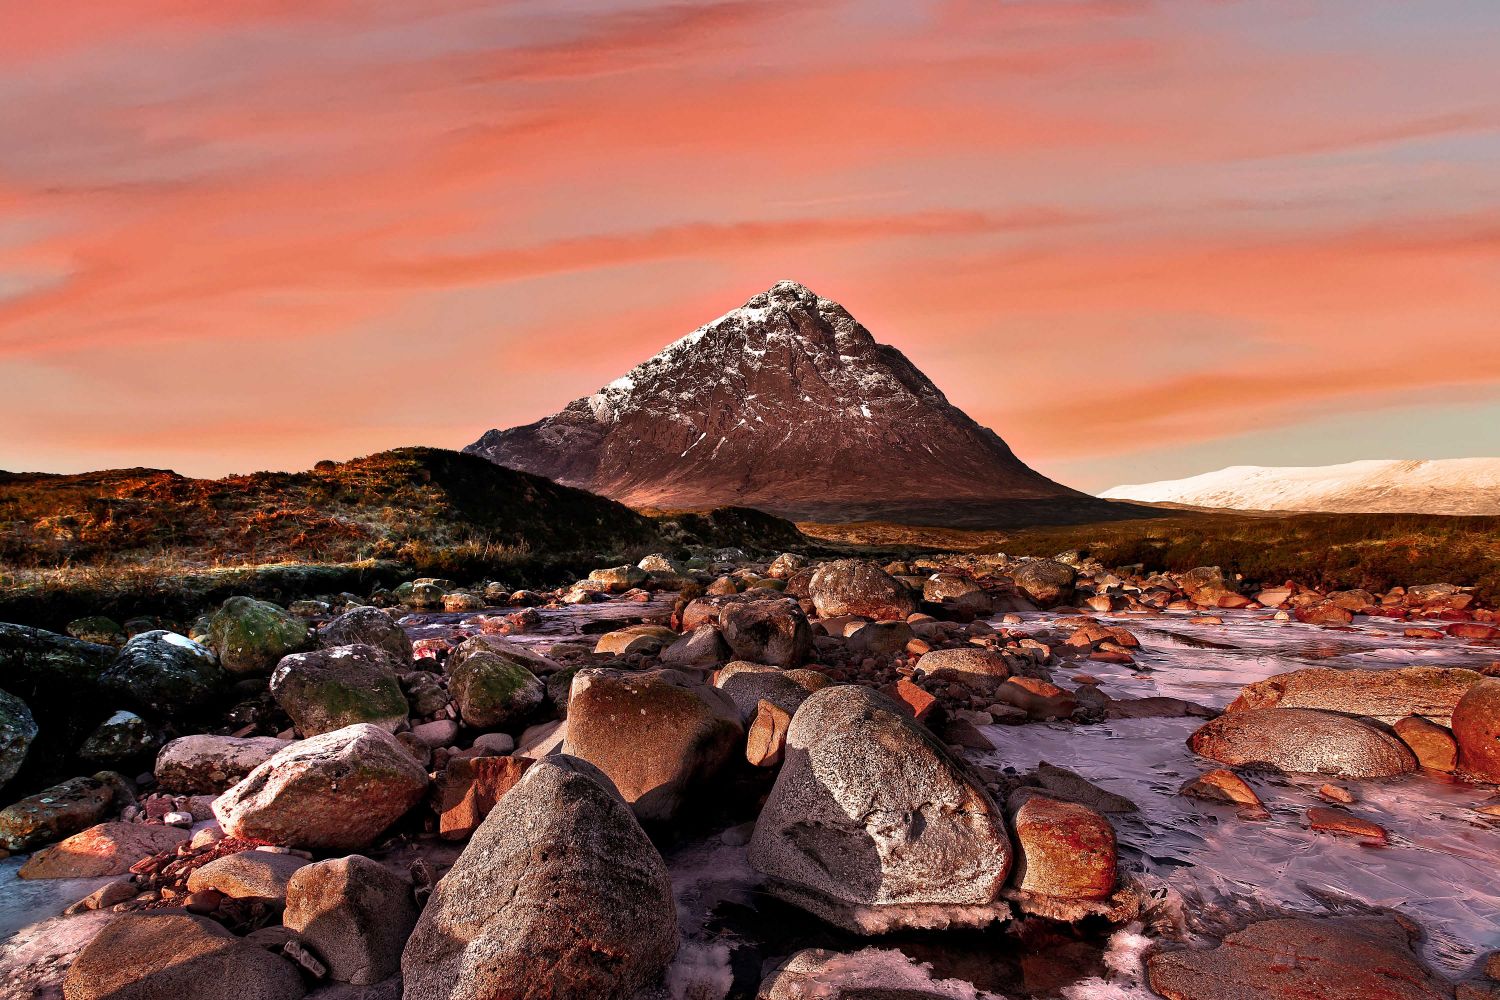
1101, 458, 1500, 515
0, 447, 660, 572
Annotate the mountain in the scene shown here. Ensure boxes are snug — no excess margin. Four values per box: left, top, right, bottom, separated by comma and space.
1099, 458, 1500, 515
467, 280, 1133, 526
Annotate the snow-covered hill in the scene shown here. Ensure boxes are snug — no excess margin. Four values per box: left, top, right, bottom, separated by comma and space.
1100, 459, 1500, 515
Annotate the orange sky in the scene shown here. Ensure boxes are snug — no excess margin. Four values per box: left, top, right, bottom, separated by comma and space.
2, 0, 1498, 491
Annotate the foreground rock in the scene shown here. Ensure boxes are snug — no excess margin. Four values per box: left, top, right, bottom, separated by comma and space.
63, 911, 305, 1000
1227, 666, 1482, 725
213, 723, 428, 850
562, 668, 742, 823
1452, 677, 1500, 782
186, 849, 310, 902
1188, 707, 1417, 778
713, 662, 832, 720
401, 756, 677, 1000
1147, 915, 1449, 1000
155, 734, 288, 793
20, 821, 189, 879
1009, 793, 1117, 904
1011, 559, 1076, 607
808, 560, 917, 621
0, 775, 116, 851
270, 644, 408, 736
207, 596, 310, 675
284, 855, 416, 985
749, 685, 1012, 933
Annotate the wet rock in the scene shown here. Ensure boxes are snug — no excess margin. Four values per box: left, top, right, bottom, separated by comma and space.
285, 855, 417, 985
1180, 769, 1265, 812
1452, 678, 1500, 782
270, 644, 409, 737
563, 668, 742, 823
720, 598, 813, 667
749, 684, 1012, 934
318, 607, 414, 668
0, 774, 116, 851
922, 572, 983, 604
101, 631, 225, 717
438, 755, 533, 840
1147, 915, 1448, 1000
1188, 708, 1416, 778
992, 676, 1078, 720
187, 849, 311, 902
1033, 761, 1138, 814
1295, 603, 1354, 626
1012, 560, 1077, 607
713, 661, 832, 720
19, 821, 189, 879
401, 756, 677, 1000
1009, 793, 1117, 901
1307, 806, 1389, 844
0, 688, 38, 791
1393, 716, 1458, 771
208, 597, 311, 676
757, 947, 975, 999
155, 734, 289, 794
808, 559, 917, 621
63, 911, 305, 1000
446, 650, 545, 729
1227, 666, 1482, 725
213, 723, 429, 851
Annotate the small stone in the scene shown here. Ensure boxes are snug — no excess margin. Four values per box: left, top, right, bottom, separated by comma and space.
746, 700, 792, 768
1307, 806, 1389, 843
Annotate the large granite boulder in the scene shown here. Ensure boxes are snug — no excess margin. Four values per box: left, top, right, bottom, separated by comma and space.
808, 560, 917, 621
719, 599, 813, 668
100, 631, 224, 718
1227, 666, 1483, 725
270, 644, 408, 737
318, 606, 414, 667
562, 668, 743, 823
0, 689, 37, 791
63, 912, 305, 1000
284, 855, 417, 985
749, 685, 1013, 933
1188, 708, 1417, 778
213, 724, 428, 851
155, 734, 288, 794
1452, 677, 1500, 782
207, 596, 310, 676
1147, 915, 1449, 1000
401, 756, 677, 1000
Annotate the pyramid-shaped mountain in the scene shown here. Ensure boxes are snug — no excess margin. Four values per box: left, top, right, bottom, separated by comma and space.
466, 281, 1128, 526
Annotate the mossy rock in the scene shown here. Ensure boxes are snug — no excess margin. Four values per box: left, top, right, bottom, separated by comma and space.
269, 645, 409, 737
67, 616, 125, 646
448, 653, 544, 729
207, 596, 310, 675
0, 690, 38, 792
101, 631, 226, 718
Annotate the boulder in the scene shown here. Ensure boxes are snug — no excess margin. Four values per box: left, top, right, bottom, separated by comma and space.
845, 620, 914, 657
63, 912, 305, 1000
401, 756, 677, 1000
155, 734, 289, 794
208, 596, 311, 675
1009, 794, 1117, 901
0, 688, 37, 791
713, 662, 831, 721
1393, 716, 1458, 771
270, 644, 409, 737
720, 599, 812, 667
767, 552, 808, 579
1147, 915, 1448, 1000
187, 849, 310, 902
563, 668, 743, 823
638, 552, 685, 574
0, 775, 116, 851
593, 625, 679, 656
922, 572, 983, 604
68, 616, 126, 645
78, 710, 159, 763
1227, 666, 1482, 725
1452, 677, 1500, 782
101, 631, 224, 717
0, 624, 114, 736
438, 755, 534, 840
758, 948, 976, 999
1011, 560, 1076, 607
447, 651, 545, 729
808, 560, 917, 621
1180, 769, 1264, 810
749, 685, 1012, 934
660, 624, 732, 670
589, 565, 649, 593
1295, 603, 1354, 626
19, 821, 189, 879
213, 724, 428, 851
448, 634, 560, 677
992, 676, 1077, 720
917, 647, 1011, 683
285, 855, 417, 985
1188, 708, 1417, 778
318, 607, 414, 667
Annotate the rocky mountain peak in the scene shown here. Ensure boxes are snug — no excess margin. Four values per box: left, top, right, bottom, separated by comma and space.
466, 281, 1108, 525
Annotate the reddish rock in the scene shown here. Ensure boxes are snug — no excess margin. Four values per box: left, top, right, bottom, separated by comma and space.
1226, 666, 1481, 725
1180, 769, 1264, 811
1147, 915, 1449, 1000
1450, 622, 1500, 640
186, 849, 310, 902
1307, 807, 1389, 844
808, 560, 918, 621
1295, 604, 1354, 626
1010, 794, 1117, 900
993, 676, 1077, 720
917, 646, 1012, 683
1393, 716, 1458, 771
1188, 708, 1416, 778
284, 855, 417, 985
20, 822, 190, 879
439, 755, 534, 840
746, 700, 792, 767
1452, 677, 1500, 781
880, 678, 938, 723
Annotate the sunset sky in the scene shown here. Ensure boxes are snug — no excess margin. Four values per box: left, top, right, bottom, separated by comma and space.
2, 0, 1498, 492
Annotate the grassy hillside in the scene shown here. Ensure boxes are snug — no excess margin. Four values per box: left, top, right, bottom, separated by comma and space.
803, 510, 1500, 604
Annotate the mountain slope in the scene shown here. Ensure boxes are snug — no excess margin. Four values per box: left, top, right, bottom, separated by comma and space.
467, 280, 1129, 526
1100, 458, 1500, 515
